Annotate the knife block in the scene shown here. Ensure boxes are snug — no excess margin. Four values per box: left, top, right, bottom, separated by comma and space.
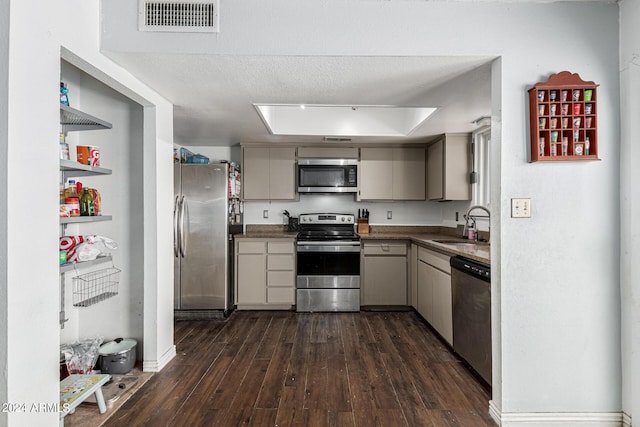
357, 219, 370, 235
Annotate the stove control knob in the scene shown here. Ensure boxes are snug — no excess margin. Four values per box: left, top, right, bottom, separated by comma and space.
347, 217, 352, 222
341, 217, 345, 222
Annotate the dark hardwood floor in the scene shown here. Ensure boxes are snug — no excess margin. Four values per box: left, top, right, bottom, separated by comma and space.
106, 311, 494, 426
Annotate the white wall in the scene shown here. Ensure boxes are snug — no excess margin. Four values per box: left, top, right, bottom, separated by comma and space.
0, 0, 9, 417
244, 196, 469, 229
3, 0, 175, 425
102, 1, 623, 422
4, 1, 64, 423
619, 0, 639, 422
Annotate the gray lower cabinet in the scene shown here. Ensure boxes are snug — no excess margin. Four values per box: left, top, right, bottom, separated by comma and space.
417, 259, 433, 322
410, 243, 418, 309
362, 241, 408, 306
235, 238, 296, 309
416, 246, 452, 345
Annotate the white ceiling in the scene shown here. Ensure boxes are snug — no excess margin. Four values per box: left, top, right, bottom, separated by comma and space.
105, 53, 495, 146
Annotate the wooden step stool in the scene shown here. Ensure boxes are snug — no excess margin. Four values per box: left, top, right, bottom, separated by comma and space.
59, 374, 111, 426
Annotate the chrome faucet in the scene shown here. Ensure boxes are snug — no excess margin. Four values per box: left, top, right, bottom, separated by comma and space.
463, 205, 491, 242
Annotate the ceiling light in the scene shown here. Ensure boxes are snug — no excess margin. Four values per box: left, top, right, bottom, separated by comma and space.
253, 104, 437, 137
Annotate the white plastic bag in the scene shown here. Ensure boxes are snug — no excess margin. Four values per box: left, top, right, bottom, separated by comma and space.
60, 337, 104, 374
60, 235, 118, 262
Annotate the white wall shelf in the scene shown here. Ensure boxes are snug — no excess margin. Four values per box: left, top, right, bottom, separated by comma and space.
60, 159, 112, 177
60, 255, 113, 273
60, 215, 112, 225
60, 105, 112, 132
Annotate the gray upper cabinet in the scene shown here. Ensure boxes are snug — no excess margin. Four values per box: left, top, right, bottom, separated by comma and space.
427, 133, 471, 201
360, 147, 425, 201
359, 148, 394, 200
392, 147, 426, 200
242, 147, 270, 200
242, 146, 296, 200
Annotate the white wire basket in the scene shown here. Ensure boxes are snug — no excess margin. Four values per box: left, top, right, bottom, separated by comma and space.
72, 267, 120, 307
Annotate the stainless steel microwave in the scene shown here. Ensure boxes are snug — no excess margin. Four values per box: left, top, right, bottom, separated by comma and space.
297, 159, 358, 193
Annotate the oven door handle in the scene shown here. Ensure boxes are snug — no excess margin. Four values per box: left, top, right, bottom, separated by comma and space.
297, 241, 361, 253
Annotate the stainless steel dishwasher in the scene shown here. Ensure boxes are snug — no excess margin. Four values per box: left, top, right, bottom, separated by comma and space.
450, 256, 491, 386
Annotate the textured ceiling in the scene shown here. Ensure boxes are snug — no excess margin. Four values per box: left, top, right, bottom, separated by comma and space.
105, 53, 495, 146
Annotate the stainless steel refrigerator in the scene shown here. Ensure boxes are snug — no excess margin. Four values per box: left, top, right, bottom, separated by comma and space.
174, 163, 241, 314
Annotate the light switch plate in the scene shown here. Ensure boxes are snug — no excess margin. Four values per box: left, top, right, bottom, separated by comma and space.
511, 198, 531, 218
263, 209, 269, 219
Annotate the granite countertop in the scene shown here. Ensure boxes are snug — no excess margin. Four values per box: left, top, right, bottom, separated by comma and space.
236, 225, 490, 264
361, 232, 490, 264
235, 225, 298, 239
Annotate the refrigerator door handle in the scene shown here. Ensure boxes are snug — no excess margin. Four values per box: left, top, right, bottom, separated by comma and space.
173, 195, 180, 257
179, 195, 189, 258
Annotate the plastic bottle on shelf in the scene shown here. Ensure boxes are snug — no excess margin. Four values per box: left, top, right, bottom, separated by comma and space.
64, 179, 78, 199
60, 82, 70, 106
79, 187, 95, 216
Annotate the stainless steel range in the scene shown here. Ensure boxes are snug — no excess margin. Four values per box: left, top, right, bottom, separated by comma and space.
296, 213, 360, 312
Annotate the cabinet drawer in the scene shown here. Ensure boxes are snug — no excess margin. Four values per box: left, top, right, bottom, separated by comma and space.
237, 241, 266, 254
267, 287, 295, 304
267, 254, 294, 270
267, 270, 295, 287
268, 241, 294, 254
363, 242, 407, 256
418, 247, 451, 274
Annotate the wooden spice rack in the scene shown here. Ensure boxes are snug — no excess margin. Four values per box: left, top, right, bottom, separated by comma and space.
528, 71, 599, 162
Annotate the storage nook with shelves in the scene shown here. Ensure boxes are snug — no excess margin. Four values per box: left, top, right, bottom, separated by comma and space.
60, 105, 117, 325
528, 71, 599, 162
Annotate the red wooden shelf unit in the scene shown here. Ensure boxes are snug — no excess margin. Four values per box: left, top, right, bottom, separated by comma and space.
528, 71, 599, 162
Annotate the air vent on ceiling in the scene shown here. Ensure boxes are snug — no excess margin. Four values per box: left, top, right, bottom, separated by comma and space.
324, 137, 353, 142
139, 0, 219, 33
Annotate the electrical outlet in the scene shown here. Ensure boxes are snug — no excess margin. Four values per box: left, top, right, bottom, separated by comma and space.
511, 198, 531, 218
387, 211, 392, 220
263, 209, 269, 219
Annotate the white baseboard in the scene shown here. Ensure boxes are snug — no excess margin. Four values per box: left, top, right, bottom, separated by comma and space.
489, 400, 501, 425
142, 344, 176, 372
489, 401, 624, 426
